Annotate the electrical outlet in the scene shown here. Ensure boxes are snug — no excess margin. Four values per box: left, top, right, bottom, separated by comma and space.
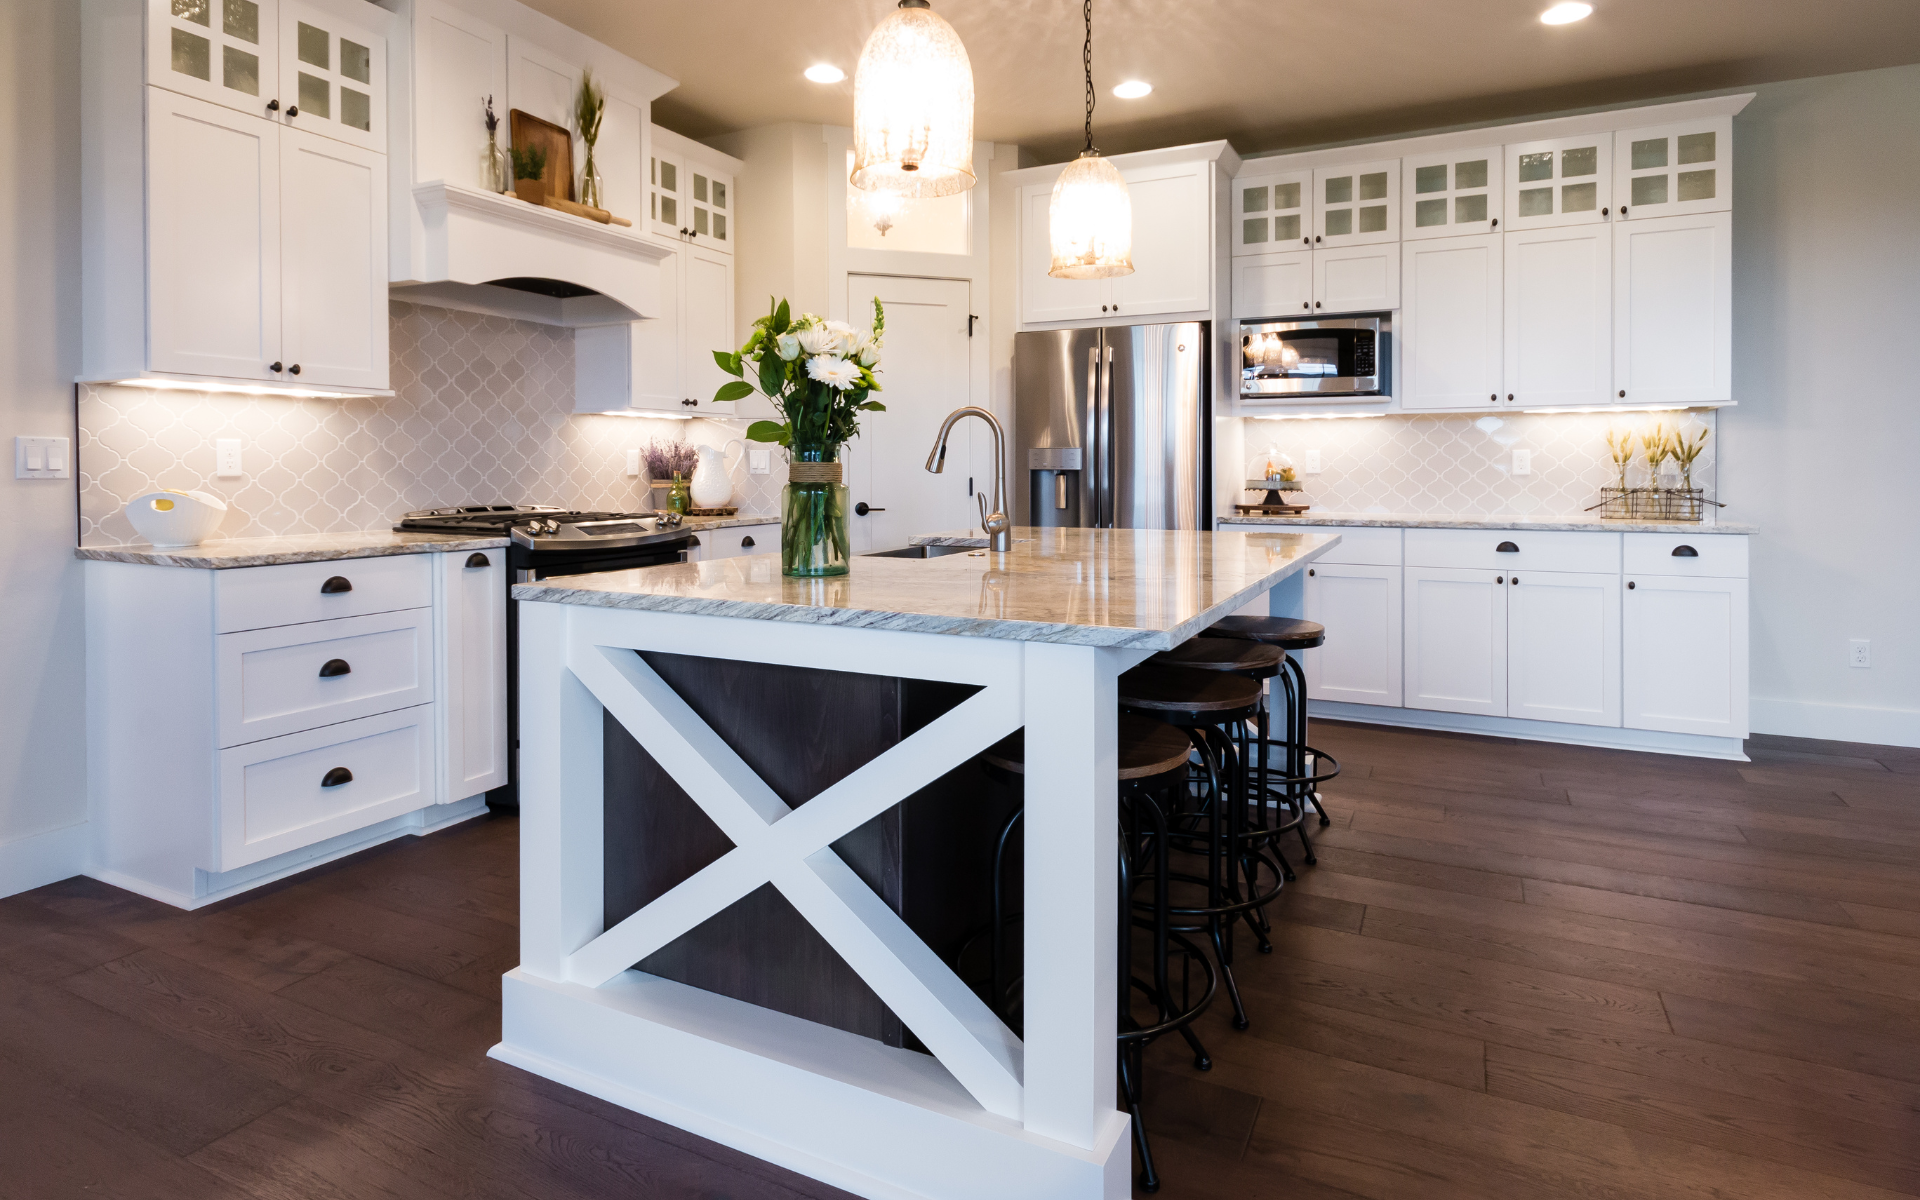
14, 436, 69, 480
749, 447, 771, 475
1850, 639, 1871, 668
1512, 449, 1533, 476
1303, 450, 1322, 474
625, 448, 641, 478
215, 439, 243, 479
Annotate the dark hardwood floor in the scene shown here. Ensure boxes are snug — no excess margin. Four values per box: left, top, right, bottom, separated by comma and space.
2, 722, 1916, 1199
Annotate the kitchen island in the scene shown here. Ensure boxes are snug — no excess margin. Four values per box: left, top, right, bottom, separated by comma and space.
496, 525, 1337, 1200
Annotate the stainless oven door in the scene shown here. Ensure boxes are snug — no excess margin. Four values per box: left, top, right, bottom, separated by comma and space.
1239, 315, 1388, 398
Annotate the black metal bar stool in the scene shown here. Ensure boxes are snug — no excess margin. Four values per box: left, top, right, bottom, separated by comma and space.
976, 715, 1218, 1194
1203, 616, 1342, 833
1115, 664, 1267, 1032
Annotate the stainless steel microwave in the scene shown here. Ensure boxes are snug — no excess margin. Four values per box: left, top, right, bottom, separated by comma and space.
1238, 314, 1390, 399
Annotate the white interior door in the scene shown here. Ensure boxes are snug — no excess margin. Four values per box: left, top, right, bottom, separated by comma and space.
1506, 569, 1620, 727
846, 276, 976, 554
1401, 234, 1502, 410
280, 126, 387, 389
1404, 566, 1507, 717
1304, 563, 1403, 706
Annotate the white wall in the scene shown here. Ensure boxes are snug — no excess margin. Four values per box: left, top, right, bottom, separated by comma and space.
1723, 65, 1920, 746
0, 0, 90, 895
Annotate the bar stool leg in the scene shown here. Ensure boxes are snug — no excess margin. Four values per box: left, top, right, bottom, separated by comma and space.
1200, 726, 1251, 1032
1277, 664, 1318, 865
1287, 652, 1332, 827
990, 808, 1022, 1027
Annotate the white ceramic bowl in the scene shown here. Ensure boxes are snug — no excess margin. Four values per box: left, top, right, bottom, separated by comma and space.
124, 490, 228, 547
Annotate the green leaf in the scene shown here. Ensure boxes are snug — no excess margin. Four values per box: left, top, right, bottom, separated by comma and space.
772, 298, 791, 334
858, 401, 886, 411
758, 352, 785, 398
713, 350, 743, 378
745, 420, 790, 445
712, 380, 754, 403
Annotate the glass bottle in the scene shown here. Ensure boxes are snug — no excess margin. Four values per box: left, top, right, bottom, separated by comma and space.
667, 472, 691, 515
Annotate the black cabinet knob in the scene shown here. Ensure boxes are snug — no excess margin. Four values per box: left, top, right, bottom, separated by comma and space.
1619, 389, 1626, 398
1490, 394, 1497, 402
320, 575, 352, 593
1495, 541, 1519, 553
318, 658, 351, 678
1601, 207, 1609, 217
267, 99, 280, 112
1671, 545, 1699, 557
465, 552, 491, 568
1628, 580, 1636, 589
288, 364, 301, 375
1510, 575, 1519, 585
1302, 302, 1309, 309
269, 361, 283, 372
1620, 206, 1628, 217
286, 105, 298, 117
1315, 235, 1322, 243
1507, 394, 1514, 401
1491, 218, 1498, 228
1308, 568, 1315, 576
321, 766, 353, 787
1496, 575, 1503, 584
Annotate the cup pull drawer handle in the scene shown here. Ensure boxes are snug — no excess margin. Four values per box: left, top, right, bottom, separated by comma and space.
1495, 541, 1519, 553
741, 536, 755, 548
465, 552, 491, 568
318, 659, 351, 678
321, 767, 353, 788
320, 576, 352, 594
1671, 545, 1699, 557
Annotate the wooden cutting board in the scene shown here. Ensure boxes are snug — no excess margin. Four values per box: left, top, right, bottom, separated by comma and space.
509, 108, 573, 203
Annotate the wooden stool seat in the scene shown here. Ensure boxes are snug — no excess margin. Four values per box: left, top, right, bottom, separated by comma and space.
982, 715, 1193, 781
1150, 638, 1283, 674
1118, 665, 1263, 715
1203, 615, 1326, 651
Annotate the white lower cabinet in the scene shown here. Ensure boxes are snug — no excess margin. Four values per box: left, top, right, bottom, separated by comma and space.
691, 523, 779, 562
1304, 562, 1403, 706
1506, 570, 1620, 727
1623, 572, 1749, 737
1404, 567, 1508, 717
440, 548, 509, 800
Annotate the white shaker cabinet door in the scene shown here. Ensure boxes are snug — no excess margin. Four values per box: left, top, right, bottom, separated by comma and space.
279, 126, 388, 389
1401, 234, 1502, 410
1623, 574, 1749, 738
1313, 243, 1399, 315
1506, 569, 1620, 727
146, 89, 282, 382
411, 0, 508, 191
1019, 184, 1107, 326
1304, 563, 1403, 707
278, 0, 387, 153
1504, 225, 1612, 408
1109, 160, 1212, 318
147, 0, 282, 118
439, 549, 507, 802
1404, 567, 1507, 717
1613, 211, 1732, 408
681, 243, 735, 412
1232, 250, 1313, 320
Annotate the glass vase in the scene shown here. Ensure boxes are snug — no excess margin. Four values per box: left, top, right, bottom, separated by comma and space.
667, 473, 690, 515
781, 450, 849, 577
580, 145, 602, 209
482, 141, 508, 193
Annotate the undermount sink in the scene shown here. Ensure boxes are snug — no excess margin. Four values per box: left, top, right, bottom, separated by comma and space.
862, 543, 980, 559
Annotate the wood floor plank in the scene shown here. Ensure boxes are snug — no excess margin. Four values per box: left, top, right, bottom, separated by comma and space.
1308, 844, 1528, 902
216, 889, 500, 982
1228, 994, 1488, 1092
275, 954, 499, 1063
1661, 990, 1920, 1085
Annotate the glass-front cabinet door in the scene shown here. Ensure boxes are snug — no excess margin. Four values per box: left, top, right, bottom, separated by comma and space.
1503, 136, 1614, 230
648, 148, 685, 240
1401, 146, 1503, 239
148, 0, 281, 118
1312, 160, 1399, 247
1233, 170, 1311, 256
277, 0, 385, 153
1614, 117, 1732, 221
686, 164, 732, 253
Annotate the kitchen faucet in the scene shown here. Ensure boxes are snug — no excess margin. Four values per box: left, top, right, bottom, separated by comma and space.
925, 406, 1011, 552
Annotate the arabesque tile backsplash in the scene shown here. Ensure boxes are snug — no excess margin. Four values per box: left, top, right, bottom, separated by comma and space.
79, 302, 784, 546
1239, 409, 1720, 519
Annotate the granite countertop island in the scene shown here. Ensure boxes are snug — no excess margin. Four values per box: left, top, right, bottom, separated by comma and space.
1218, 510, 1757, 535
498, 524, 1336, 1200
74, 528, 511, 568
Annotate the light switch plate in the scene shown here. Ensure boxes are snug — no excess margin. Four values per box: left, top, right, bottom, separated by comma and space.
1512, 449, 1533, 476
14, 436, 70, 480
1303, 450, 1322, 475
625, 448, 641, 478
215, 439, 243, 478
749, 448, 771, 475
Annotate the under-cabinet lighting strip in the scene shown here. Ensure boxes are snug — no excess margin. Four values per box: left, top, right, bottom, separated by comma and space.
92, 376, 376, 400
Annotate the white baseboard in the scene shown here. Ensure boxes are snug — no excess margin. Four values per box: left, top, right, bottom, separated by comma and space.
0, 822, 89, 902
1749, 696, 1920, 749
1309, 701, 1750, 761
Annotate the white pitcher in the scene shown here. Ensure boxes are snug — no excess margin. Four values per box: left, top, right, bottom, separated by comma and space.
689, 440, 743, 509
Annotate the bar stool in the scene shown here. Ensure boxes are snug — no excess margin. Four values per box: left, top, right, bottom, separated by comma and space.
1202, 616, 1342, 831
1116, 664, 1267, 1032
976, 716, 1218, 1194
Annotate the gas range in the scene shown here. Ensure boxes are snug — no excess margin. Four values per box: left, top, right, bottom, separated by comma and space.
396, 504, 689, 554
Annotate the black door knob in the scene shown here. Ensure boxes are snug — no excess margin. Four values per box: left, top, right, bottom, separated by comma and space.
318, 658, 351, 678
321, 766, 353, 787
854, 502, 887, 516
465, 552, 491, 568
320, 576, 352, 593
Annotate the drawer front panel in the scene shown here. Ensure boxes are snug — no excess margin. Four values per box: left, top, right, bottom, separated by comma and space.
1622, 532, 1748, 578
701, 523, 780, 561
1405, 528, 1620, 573
1310, 525, 1402, 566
217, 705, 434, 870
216, 554, 433, 633
218, 609, 434, 747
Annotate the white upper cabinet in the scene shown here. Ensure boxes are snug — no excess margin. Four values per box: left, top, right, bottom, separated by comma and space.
680, 242, 735, 409
1312, 160, 1399, 247
1232, 250, 1313, 319
280, 127, 388, 389
648, 143, 684, 239
1504, 224, 1611, 407
1614, 116, 1732, 220
410, 0, 508, 192
1107, 159, 1212, 317
685, 162, 733, 251
506, 35, 578, 135
1401, 233, 1502, 410
1019, 184, 1104, 325
279, 0, 386, 152
650, 126, 734, 253
1613, 211, 1732, 407
1503, 135, 1613, 230
1313, 242, 1399, 314
1401, 146, 1503, 239
148, 0, 282, 118
1233, 169, 1310, 256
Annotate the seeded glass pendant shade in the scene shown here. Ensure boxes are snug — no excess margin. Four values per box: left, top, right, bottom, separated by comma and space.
1048, 0, 1132, 278
851, 0, 976, 199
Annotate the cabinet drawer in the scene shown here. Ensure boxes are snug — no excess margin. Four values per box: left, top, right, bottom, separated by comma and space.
1623, 532, 1747, 578
699, 523, 779, 561
217, 705, 434, 871
1311, 526, 1402, 566
217, 608, 434, 747
1405, 528, 1620, 573
216, 555, 432, 633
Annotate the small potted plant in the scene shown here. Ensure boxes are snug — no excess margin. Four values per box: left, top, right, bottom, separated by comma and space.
1671, 425, 1709, 492
643, 440, 698, 510
510, 143, 548, 205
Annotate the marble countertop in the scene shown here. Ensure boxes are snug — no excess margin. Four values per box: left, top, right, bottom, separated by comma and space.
512, 526, 1341, 649
1218, 511, 1757, 535
75, 529, 511, 569
677, 512, 779, 532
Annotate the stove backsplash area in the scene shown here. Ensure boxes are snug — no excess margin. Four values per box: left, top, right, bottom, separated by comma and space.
1241, 409, 1718, 518
79, 302, 785, 545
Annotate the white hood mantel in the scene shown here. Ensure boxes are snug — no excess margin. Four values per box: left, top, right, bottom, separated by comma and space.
392, 182, 671, 328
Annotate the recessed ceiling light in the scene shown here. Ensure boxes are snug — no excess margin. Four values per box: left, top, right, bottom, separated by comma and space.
1112, 80, 1152, 99
1540, 2, 1592, 24
804, 63, 845, 84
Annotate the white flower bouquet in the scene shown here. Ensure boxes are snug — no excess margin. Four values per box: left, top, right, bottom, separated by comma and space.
711, 297, 886, 455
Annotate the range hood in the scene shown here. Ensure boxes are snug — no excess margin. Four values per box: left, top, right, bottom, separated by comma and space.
391, 182, 671, 328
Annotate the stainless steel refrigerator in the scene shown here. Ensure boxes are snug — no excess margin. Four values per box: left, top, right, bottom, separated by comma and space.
1012, 323, 1210, 530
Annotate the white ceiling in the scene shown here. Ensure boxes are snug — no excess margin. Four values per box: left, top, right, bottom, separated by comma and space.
521, 0, 1920, 161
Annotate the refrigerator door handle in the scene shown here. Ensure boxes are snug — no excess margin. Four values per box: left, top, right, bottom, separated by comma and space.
1086, 344, 1103, 528
1100, 344, 1115, 527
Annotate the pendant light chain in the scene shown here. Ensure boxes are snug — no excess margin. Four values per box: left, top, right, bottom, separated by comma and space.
1082, 0, 1096, 154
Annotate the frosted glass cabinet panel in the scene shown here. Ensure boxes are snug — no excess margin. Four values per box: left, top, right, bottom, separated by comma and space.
1503, 136, 1614, 231
1234, 169, 1311, 255
148, 0, 282, 117
1312, 160, 1399, 247
278, 0, 386, 153
1614, 116, 1732, 220
1401, 146, 1503, 239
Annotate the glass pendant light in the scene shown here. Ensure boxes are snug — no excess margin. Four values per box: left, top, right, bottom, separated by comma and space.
851, 0, 976, 199
1049, 0, 1132, 279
